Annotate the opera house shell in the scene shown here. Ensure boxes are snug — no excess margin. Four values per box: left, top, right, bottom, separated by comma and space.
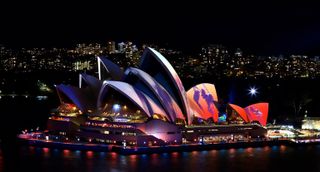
49, 47, 269, 146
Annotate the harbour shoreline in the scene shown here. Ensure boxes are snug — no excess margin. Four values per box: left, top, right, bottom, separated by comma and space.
17, 133, 320, 155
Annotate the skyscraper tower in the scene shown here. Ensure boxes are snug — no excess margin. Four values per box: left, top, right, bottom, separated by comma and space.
107, 41, 116, 54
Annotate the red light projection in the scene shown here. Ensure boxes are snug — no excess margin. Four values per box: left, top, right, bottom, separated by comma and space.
245, 103, 269, 126
227, 103, 268, 126
228, 104, 249, 122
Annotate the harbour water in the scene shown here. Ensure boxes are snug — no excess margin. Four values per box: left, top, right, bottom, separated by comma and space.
1, 143, 320, 172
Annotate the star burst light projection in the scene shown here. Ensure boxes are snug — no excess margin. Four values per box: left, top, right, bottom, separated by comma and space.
248, 86, 258, 97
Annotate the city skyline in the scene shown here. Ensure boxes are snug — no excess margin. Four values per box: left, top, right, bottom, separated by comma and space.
1, 42, 319, 80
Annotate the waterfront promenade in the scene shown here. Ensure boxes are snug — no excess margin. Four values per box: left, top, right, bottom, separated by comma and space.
17, 132, 320, 155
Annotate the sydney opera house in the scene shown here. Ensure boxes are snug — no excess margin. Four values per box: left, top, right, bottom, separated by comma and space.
47, 47, 269, 147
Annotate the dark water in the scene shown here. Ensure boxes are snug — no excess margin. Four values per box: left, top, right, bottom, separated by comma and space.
1, 144, 320, 172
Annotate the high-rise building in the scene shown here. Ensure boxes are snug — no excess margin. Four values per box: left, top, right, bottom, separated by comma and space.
107, 41, 116, 54
118, 42, 125, 53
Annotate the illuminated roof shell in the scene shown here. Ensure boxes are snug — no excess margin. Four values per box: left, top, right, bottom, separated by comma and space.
140, 47, 190, 124
79, 73, 102, 90
124, 67, 185, 122
97, 56, 123, 80
228, 103, 249, 122
97, 81, 167, 118
56, 84, 90, 112
245, 103, 269, 126
186, 83, 219, 122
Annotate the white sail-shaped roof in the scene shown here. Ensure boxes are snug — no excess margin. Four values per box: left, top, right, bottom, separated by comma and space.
98, 81, 167, 118
79, 73, 102, 89
124, 67, 185, 122
97, 56, 123, 80
56, 84, 90, 112
139, 48, 190, 124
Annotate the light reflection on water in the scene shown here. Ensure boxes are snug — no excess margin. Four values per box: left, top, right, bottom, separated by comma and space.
263, 146, 270, 152
280, 145, 286, 152
0, 145, 320, 172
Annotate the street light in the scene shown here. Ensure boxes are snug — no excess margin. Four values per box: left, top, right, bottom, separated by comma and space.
122, 140, 127, 148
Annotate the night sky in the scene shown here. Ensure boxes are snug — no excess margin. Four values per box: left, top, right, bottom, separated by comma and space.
1, 1, 320, 55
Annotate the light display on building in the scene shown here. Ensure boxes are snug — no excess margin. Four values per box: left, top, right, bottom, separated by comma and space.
49, 47, 269, 145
